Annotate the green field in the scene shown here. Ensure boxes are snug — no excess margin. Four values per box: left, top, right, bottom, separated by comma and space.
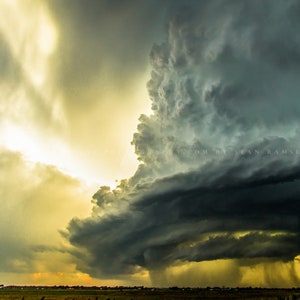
1, 287, 300, 300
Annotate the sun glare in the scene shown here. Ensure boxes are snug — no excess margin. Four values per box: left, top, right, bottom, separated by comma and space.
38, 13, 57, 55
0, 121, 115, 190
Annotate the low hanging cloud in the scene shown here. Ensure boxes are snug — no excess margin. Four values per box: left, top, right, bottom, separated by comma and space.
0, 147, 91, 277
65, 0, 300, 284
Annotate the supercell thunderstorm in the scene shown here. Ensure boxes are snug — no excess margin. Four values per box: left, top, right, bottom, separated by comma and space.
65, 0, 300, 283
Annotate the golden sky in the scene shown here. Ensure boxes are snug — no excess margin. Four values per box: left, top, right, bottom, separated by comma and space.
1, 0, 300, 287
0, 0, 156, 187
0, 0, 154, 286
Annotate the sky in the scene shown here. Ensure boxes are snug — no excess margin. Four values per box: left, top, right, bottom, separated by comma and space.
1, 0, 300, 288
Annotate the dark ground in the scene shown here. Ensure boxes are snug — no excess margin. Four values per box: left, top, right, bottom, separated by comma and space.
1, 286, 300, 300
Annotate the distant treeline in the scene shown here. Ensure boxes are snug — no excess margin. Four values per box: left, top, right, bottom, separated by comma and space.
1, 285, 300, 291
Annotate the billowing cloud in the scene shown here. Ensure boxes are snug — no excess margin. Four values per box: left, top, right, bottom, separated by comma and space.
0, 147, 93, 283
65, 0, 300, 286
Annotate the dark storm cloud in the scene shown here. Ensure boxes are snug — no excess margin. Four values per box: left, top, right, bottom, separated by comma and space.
65, 0, 300, 278
66, 141, 300, 277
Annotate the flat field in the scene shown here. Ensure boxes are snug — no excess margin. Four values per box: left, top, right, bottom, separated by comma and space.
0, 287, 300, 300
